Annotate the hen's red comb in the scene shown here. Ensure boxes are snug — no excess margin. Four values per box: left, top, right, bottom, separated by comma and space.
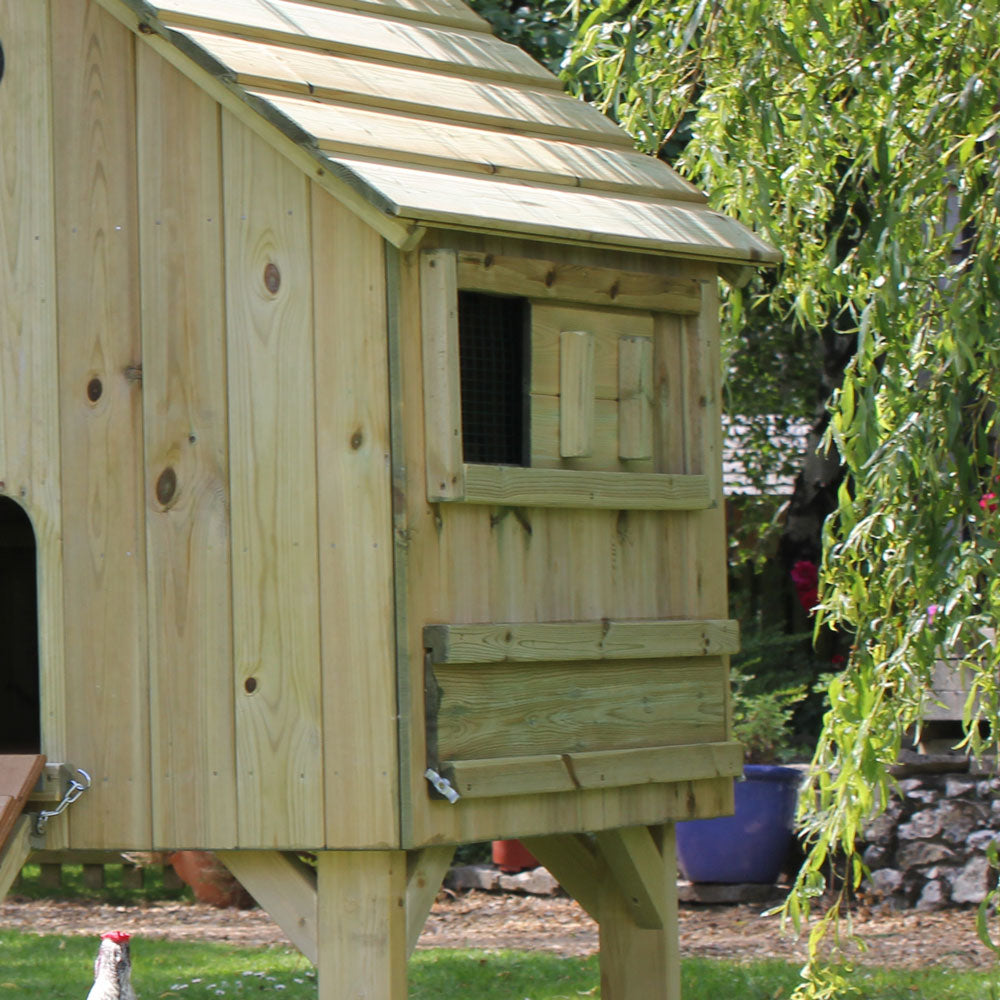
101, 931, 131, 944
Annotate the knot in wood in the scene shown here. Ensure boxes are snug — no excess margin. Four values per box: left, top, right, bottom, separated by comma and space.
156, 466, 177, 507
263, 262, 281, 295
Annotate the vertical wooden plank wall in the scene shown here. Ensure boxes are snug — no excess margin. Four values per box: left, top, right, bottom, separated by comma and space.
50, 0, 151, 848
311, 189, 398, 849
222, 113, 324, 848
136, 46, 238, 849
0, 0, 67, 846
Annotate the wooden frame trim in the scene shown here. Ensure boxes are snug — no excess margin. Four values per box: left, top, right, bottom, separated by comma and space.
457, 251, 703, 313
420, 250, 466, 501
424, 619, 739, 664
460, 464, 711, 509
443, 741, 743, 799
421, 250, 714, 508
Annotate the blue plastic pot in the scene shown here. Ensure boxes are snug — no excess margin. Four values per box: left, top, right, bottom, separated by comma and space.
676, 764, 801, 884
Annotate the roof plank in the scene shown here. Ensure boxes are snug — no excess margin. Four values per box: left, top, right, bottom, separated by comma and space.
247, 89, 703, 200
328, 156, 783, 262
150, 0, 558, 85
182, 27, 630, 147
294, 0, 489, 32
99, 0, 779, 261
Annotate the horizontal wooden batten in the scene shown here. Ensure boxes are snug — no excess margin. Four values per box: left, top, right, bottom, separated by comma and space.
444, 742, 744, 799
456, 465, 712, 510
424, 619, 739, 664
458, 252, 704, 312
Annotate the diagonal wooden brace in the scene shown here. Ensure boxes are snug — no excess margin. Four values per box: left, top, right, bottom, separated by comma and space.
594, 825, 667, 930
219, 843, 455, 975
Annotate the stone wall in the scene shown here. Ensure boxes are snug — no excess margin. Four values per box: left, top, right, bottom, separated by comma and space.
860, 761, 1000, 910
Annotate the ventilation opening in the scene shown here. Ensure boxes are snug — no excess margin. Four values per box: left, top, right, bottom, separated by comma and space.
458, 291, 530, 466
0, 497, 40, 753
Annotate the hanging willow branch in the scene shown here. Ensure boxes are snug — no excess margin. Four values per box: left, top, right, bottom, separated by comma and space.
562, 1, 1000, 993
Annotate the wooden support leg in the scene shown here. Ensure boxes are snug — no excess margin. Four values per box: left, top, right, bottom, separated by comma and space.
597, 825, 680, 1000
523, 825, 680, 1000
317, 850, 408, 1000
82, 862, 105, 889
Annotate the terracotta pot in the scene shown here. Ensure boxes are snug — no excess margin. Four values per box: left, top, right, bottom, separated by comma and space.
492, 839, 539, 873
168, 850, 255, 908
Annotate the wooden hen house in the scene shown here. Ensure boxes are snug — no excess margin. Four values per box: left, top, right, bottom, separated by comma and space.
0, 0, 779, 995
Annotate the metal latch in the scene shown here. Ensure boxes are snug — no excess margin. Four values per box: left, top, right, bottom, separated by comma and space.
424, 768, 460, 804
35, 768, 91, 834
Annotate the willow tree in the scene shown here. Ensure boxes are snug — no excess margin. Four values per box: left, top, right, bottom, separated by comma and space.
552, 0, 1000, 990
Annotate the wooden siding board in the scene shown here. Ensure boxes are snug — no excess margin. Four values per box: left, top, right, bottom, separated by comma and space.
532, 303, 655, 399
0, 0, 67, 829
222, 112, 324, 848
311, 186, 398, 848
531, 395, 650, 473
137, 45, 238, 849
432, 658, 728, 762
51, 0, 151, 849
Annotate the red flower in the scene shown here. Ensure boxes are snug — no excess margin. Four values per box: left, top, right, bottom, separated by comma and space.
790, 560, 819, 614
980, 493, 998, 513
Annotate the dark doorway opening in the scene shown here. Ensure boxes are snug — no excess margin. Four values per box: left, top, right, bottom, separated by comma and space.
0, 497, 40, 753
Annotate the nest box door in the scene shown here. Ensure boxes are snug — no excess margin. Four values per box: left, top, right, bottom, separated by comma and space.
0, 497, 40, 753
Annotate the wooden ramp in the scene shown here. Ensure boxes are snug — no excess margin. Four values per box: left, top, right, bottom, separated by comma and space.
0, 755, 46, 900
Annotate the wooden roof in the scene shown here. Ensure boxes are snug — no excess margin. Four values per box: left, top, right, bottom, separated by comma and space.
99, 0, 781, 263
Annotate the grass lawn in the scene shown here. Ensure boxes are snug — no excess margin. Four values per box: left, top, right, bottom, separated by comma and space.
3, 930, 999, 999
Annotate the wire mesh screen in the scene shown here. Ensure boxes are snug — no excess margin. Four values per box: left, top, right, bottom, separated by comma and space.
458, 291, 530, 466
